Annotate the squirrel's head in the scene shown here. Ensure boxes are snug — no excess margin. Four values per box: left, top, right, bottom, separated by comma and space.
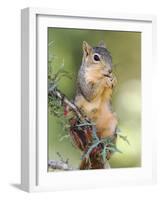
82, 41, 112, 73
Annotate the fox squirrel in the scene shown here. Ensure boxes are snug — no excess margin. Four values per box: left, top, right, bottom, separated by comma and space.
74, 41, 118, 140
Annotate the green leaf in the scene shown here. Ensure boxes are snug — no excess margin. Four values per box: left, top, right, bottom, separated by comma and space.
106, 146, 122, 153
82, 140, 101, 160
118, 134, 130, 145
59, 135, 70, 142
92, 124, 99, 142
101, 145, 107, 161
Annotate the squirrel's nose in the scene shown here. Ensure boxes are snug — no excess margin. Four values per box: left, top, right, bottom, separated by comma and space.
108, 69, 112, 73
103, 68, 112, 75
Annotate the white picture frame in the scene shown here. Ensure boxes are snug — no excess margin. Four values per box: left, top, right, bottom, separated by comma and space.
21, 7, 157, 192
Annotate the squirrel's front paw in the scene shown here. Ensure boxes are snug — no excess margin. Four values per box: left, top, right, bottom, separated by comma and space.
105, 74, 117, 88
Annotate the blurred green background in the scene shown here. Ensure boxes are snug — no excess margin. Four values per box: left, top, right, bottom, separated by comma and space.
48, 28, 141, 169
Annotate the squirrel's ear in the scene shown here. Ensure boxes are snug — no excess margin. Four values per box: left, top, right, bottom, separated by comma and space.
98, 40, 106, 48
82, 41, 92, 56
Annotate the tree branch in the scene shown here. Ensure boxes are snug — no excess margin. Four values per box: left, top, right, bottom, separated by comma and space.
48, 160, 75, 171
48, 85, 84, 120
48, 159, 110, 170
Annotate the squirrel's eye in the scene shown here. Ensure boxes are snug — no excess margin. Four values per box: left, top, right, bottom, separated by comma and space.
93, 54, 100, 62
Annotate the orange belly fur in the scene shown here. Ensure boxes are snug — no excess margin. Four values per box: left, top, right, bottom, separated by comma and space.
75, 87, 117, 138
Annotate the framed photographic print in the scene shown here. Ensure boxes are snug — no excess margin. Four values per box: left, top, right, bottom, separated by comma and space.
21, 7, 156, 192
